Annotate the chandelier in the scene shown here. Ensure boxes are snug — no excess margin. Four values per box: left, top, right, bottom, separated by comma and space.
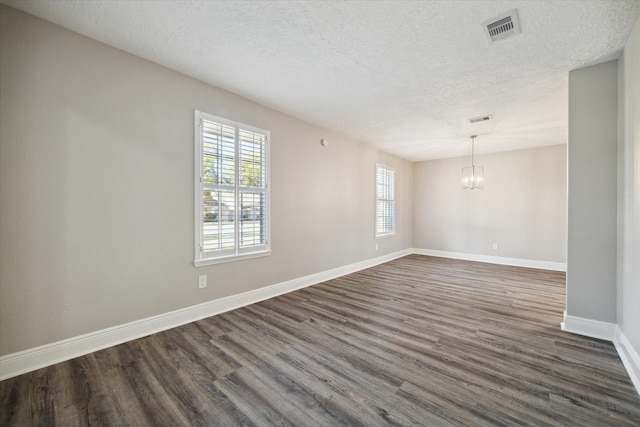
462, 135, 484, 190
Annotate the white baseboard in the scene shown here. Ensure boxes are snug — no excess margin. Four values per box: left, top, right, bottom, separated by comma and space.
412, 248, 566, 271
560, 312, 616, 341
614, 327, 640, 395
0, 249, 411, 381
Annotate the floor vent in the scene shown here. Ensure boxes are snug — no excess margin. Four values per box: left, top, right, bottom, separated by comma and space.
482, 9, 521, 43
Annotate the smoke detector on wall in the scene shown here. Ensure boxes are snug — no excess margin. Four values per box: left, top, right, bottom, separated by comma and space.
482, 9, 521, 43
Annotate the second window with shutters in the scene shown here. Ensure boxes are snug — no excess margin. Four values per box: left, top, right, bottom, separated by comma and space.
375, 164, 396, 238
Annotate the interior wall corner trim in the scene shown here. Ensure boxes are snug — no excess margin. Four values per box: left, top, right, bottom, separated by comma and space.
0, 248, 412, 381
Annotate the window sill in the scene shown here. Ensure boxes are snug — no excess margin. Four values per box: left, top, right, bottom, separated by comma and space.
194, 250, 271, 267
375, 233, 396, 240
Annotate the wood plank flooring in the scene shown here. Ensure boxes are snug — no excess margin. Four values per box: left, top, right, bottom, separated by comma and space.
2, 255, 639, 426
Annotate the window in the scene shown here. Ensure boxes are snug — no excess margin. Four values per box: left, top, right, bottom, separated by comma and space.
194, 111, 270, 266
375, 164, 395, 237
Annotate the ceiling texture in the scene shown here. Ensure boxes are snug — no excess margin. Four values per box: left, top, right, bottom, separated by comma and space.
4, 0, 640, 161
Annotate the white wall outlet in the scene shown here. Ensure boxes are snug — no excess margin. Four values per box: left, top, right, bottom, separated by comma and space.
376, 243, 379, 250
492, 243, 499, 250
198, 275, 207, 289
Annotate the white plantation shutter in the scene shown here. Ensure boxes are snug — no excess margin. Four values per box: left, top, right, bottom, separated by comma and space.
238, 128, 267, 251
195, 111, 270, 265
376, 164, 395, 237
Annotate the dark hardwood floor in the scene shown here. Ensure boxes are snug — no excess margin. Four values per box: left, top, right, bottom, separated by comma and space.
2, 255, 639, 426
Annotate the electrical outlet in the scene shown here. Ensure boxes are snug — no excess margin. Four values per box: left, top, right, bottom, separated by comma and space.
492, 243, 499, 250
376, 244, 379, 250
198, 275, 207, 289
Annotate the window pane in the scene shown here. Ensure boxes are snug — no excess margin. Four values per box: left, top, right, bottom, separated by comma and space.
239, 129, 266, 187
239, 191, 265, 248
202, 190, 235, 252
376, 200, 394, 234
202, 121, 235, 185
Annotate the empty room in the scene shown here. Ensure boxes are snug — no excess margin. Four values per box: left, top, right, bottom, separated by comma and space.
1, 0, 640, 425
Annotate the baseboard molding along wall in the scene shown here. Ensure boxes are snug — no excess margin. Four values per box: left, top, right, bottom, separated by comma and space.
0, 249, 411, 380
412, 248, 567, 272
560, 313, 639, 395
614, 327, 640, 395
7, 248, 638, 393
560, 312, 617, 341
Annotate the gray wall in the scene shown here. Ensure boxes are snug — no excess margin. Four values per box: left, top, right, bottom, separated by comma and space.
0, 5, 413, 355
618, 13, 640, 372
413, 145, 567, 263
566, 60, 618, 322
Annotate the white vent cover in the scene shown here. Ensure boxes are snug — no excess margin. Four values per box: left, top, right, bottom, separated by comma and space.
482, 9, 521, 43
467, 115, 493, 124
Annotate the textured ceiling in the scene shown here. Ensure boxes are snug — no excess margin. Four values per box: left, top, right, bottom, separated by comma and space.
3, 0, 640, 161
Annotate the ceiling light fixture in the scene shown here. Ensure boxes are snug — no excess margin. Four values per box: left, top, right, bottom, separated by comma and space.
462, 135, 484, 190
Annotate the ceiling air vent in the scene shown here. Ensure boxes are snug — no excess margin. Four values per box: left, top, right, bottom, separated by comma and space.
482, 9, 521, 43
467, 115, 493, 124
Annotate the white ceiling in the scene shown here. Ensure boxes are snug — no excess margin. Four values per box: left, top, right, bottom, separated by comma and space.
4, 0, 640, 161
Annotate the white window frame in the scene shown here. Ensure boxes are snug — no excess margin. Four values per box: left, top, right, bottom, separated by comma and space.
194, 110, 271, 266
375, 164, 396, 238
